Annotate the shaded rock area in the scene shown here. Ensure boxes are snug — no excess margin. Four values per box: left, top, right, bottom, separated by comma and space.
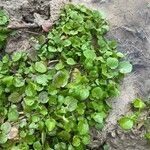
0, 0, 150, 149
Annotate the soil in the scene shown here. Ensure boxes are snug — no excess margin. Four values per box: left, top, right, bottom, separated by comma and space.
0, 0, 150, 149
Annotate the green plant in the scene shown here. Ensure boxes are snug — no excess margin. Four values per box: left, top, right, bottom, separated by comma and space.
0, 4, 132, 149
118, 98, 146, 130
0, 10, 9, 49
118, 98, 150, 140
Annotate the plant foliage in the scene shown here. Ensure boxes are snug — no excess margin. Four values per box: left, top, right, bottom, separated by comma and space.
0, 4, 132, 149
118, 98, 150, 139
0, 10, 9, 49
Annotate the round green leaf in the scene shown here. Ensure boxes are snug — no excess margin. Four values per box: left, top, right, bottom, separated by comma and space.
83, 50, 96, 60
24, 97, 35, 106
13, 77, 25, 87
38, 105, 48, 116
109, 40, 117, 49
117, 52, 124, 58
31, 116, 40, 123
119, 61, 132, 74
38, 91, 49, 104
82, 135, 91, 145
33, 141, 42, 150
36, 74, 48, 85
118, 117, 134, 130
55, 62, 64, 70
106, 57, 119, 69
0, 133, 7, 144
145, 133, 150, 139
64, 96, 78, 112
70, 86, 89, 101
53, 70, 69, 88
58, 131, 71, 141
2, 54, 9, 63
35, 62, 47, 73
25, 135, 35, 145
45, 118, 56, 132
25, 83, 37, 97
63, 40, 71, 47
72, 135, 81, 147
77, 120, 89, 135
2, 76, 14, 86
12, 52, 22, 62
54, 142, 67, 150
99, 25, 109, 34
77, 103, 86, 115
1, 122, 11, 134
20, 131, 27, 138
8, 105, 19, 122
66, 58, 76, 65
68, 145, 75, 150
48, 95, 57, 106
0, 10, 9, 25
48, 46, 57, 52
133, 98, 146, 109
92, 112, 106, 124
91, 87, 103, 99
79, 88, 89, 101
8, 92, 22, 103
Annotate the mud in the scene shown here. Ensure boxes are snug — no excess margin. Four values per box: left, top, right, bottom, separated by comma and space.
0, 0, 150, 149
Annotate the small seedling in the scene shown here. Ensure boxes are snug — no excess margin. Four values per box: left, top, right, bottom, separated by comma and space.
118, 98, 150, 140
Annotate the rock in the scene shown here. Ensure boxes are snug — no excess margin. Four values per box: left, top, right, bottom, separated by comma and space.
7, 126, 19, 140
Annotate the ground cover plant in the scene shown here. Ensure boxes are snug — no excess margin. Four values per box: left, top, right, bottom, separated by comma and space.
0, 4, 132, 150
118, 98, 150, 139
0, 10, 9, 50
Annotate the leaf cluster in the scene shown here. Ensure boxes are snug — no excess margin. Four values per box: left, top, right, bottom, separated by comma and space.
0, 4, 132, 149
118, 98, 149, 133
0, 10, 9, 49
